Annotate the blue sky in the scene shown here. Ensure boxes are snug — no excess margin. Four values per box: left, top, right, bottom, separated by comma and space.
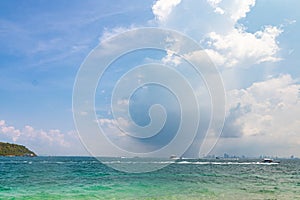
0, 0, 299, 157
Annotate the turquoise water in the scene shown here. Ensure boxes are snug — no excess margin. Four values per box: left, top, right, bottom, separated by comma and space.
0, 157, 299, 199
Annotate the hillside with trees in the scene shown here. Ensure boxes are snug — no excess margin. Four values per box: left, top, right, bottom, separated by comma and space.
0, 142, 36, 156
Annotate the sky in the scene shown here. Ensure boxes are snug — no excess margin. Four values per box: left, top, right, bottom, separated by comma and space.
0, 0, 299, 157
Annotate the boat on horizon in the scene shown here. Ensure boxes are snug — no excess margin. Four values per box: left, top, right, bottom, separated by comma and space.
261, 158, 280, 163
169, 155, 180, 160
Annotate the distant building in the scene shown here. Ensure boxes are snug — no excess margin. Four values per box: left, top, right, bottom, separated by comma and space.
224, 153, 229, 158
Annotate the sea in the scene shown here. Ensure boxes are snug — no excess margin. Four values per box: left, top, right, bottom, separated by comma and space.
0, 156, 299, 199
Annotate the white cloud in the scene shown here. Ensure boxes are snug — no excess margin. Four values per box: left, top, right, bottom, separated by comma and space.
207, 74, 300, 157
0, 120, 5, 126
162, 49, 182, 66
214, 7, 225, 15
202, 49, 226, 67
207, 0, 255, 22
220, 74, 300, 156
207, 0, 224, 15
0, 120, 86, 155
152, 0, 182, 22
205, 26, 283, 67
226, 0, 255, 22
151, 0, 283, 69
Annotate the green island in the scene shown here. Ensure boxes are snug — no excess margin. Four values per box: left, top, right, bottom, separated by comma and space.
0, 142, 36, 157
